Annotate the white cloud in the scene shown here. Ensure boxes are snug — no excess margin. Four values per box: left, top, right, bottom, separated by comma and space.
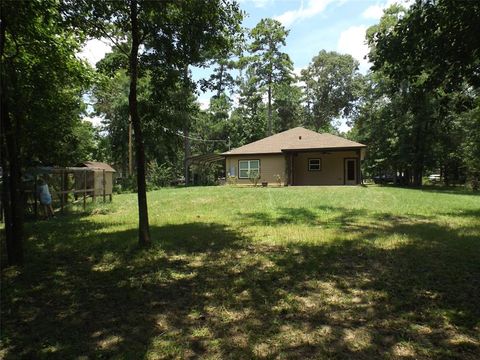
362, 4, 384, 19
293, 67, 305, 77
362, 0, 414, 20
231, 93, 241, 108
84, 116, 104, 127
275, 0, 336, 27
198, 97, 210, 111
337, 117, 351, 133
352, 0, 415, 71
239, 0, 273, 8
77, 38, 112, 67
293, 67, 306, 87
337, 25, 370, 73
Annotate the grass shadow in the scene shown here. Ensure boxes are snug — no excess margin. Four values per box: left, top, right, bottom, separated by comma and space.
2, 204, 479, 358
1, 221, 246, 358
377, 184, 480, 197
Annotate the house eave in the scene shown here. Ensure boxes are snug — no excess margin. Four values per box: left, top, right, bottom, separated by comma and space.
221, 151, 283, 156
281, 146, 366, 153
222, 146, 366, 157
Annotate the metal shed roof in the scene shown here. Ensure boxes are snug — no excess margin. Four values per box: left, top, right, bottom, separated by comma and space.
187, 153, 225, 165
78, 161, 116, 172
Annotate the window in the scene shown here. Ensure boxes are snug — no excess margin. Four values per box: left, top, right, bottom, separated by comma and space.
239, 160, 260, 179
308, 159, 321, 171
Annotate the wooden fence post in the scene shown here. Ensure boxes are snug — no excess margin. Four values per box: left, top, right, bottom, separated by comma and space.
92, 170, 96, 203
60, 170, 64, 213
102, 169, 106, 203
34, 175, 38, 218
83, 169, 87, 212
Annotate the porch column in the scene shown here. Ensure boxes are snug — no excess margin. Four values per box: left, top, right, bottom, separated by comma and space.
285, 154, 290, 186
356, 150, 362, 184
285, 153, 294, 186
289, 153, 295, 185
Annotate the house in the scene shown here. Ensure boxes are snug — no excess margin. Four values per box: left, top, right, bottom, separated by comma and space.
221, 127, 366, 186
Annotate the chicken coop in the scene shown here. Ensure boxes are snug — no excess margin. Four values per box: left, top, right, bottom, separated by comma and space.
23, 161, 116, 217
74, 161, 116, 199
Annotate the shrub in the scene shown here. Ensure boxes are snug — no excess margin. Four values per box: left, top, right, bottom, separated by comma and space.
147, 161, 175, 188
191, 163, 220, 186
226, 175, 237, 185
470, 177, 479, 192
274, 174, 282, 186
114, 176, 137, 193
248, 170, 260, 187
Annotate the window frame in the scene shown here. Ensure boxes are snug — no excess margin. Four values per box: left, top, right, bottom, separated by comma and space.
238, 159, 260, 179
308, 158, 322, 171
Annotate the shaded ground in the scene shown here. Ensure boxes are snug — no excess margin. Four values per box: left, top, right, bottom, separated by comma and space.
1, 186, 479, 359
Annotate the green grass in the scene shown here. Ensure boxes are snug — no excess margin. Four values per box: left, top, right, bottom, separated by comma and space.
1, 185, 479, 359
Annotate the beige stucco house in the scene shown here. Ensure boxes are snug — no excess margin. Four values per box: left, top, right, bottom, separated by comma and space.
222, 127, 366, 186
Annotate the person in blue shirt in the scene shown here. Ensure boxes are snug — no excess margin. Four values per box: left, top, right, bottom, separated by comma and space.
37, 177, 55, 219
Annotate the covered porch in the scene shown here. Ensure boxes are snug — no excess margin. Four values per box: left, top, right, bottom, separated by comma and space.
185, 153, 226, 185
284, 148, 365, 186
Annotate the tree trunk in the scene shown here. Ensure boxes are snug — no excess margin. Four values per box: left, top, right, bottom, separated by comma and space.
183, 65, 191, 186
184, 127, 190, 186
411, 92, 431, 187
1, 19, 24, 265
217, 62, 224, 98
129, 0, 150, 246
128, 115, 133, 177
267, 75, 272, 136
1, 102, 14, 262
1, 82, 24, 265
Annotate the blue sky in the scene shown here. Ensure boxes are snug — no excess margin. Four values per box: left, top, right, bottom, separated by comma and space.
190, 0, 411, 110
238, 0, 381, 71
78, 0, 411, 128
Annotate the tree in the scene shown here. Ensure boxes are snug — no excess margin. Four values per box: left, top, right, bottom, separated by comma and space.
301, 50, 362, 132
73, 0, 242, 245
352, 71, 414, 182
364, 1, 480, 186
199, 27, 245, 99
92, 70, 130, 174
197, 94, 231, 154
371, 0, 480, 91
272, 82, 303, 132
1, 0, 91, 265
125, 0, 151, 243
230, 65, 268, 145
460, 96, 480, 187
248, 18, 293, 135
93, 54, 185, 179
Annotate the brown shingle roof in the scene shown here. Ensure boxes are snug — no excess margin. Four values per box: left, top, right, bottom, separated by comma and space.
79, 161, 116, 172
222, 127, 366, 155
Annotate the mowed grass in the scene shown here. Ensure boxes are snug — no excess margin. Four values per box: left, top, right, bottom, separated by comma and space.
1, 185, 479, 359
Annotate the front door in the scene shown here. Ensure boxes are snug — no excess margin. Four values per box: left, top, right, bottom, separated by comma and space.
345, 159, 357, 185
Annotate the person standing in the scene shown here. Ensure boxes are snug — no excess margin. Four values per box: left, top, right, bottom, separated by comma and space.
37, 178, 55, 219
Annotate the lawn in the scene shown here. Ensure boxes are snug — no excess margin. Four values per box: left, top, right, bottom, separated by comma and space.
1, 186, 479, 359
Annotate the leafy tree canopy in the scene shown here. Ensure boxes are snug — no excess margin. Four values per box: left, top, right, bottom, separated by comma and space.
301, 50, 362, 132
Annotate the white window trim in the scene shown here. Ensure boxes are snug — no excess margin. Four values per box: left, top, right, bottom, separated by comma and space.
238, 160, 260, 179
308, 158, 321, 171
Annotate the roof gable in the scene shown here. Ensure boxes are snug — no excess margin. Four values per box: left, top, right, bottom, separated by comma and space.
222, 127, 366, 155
